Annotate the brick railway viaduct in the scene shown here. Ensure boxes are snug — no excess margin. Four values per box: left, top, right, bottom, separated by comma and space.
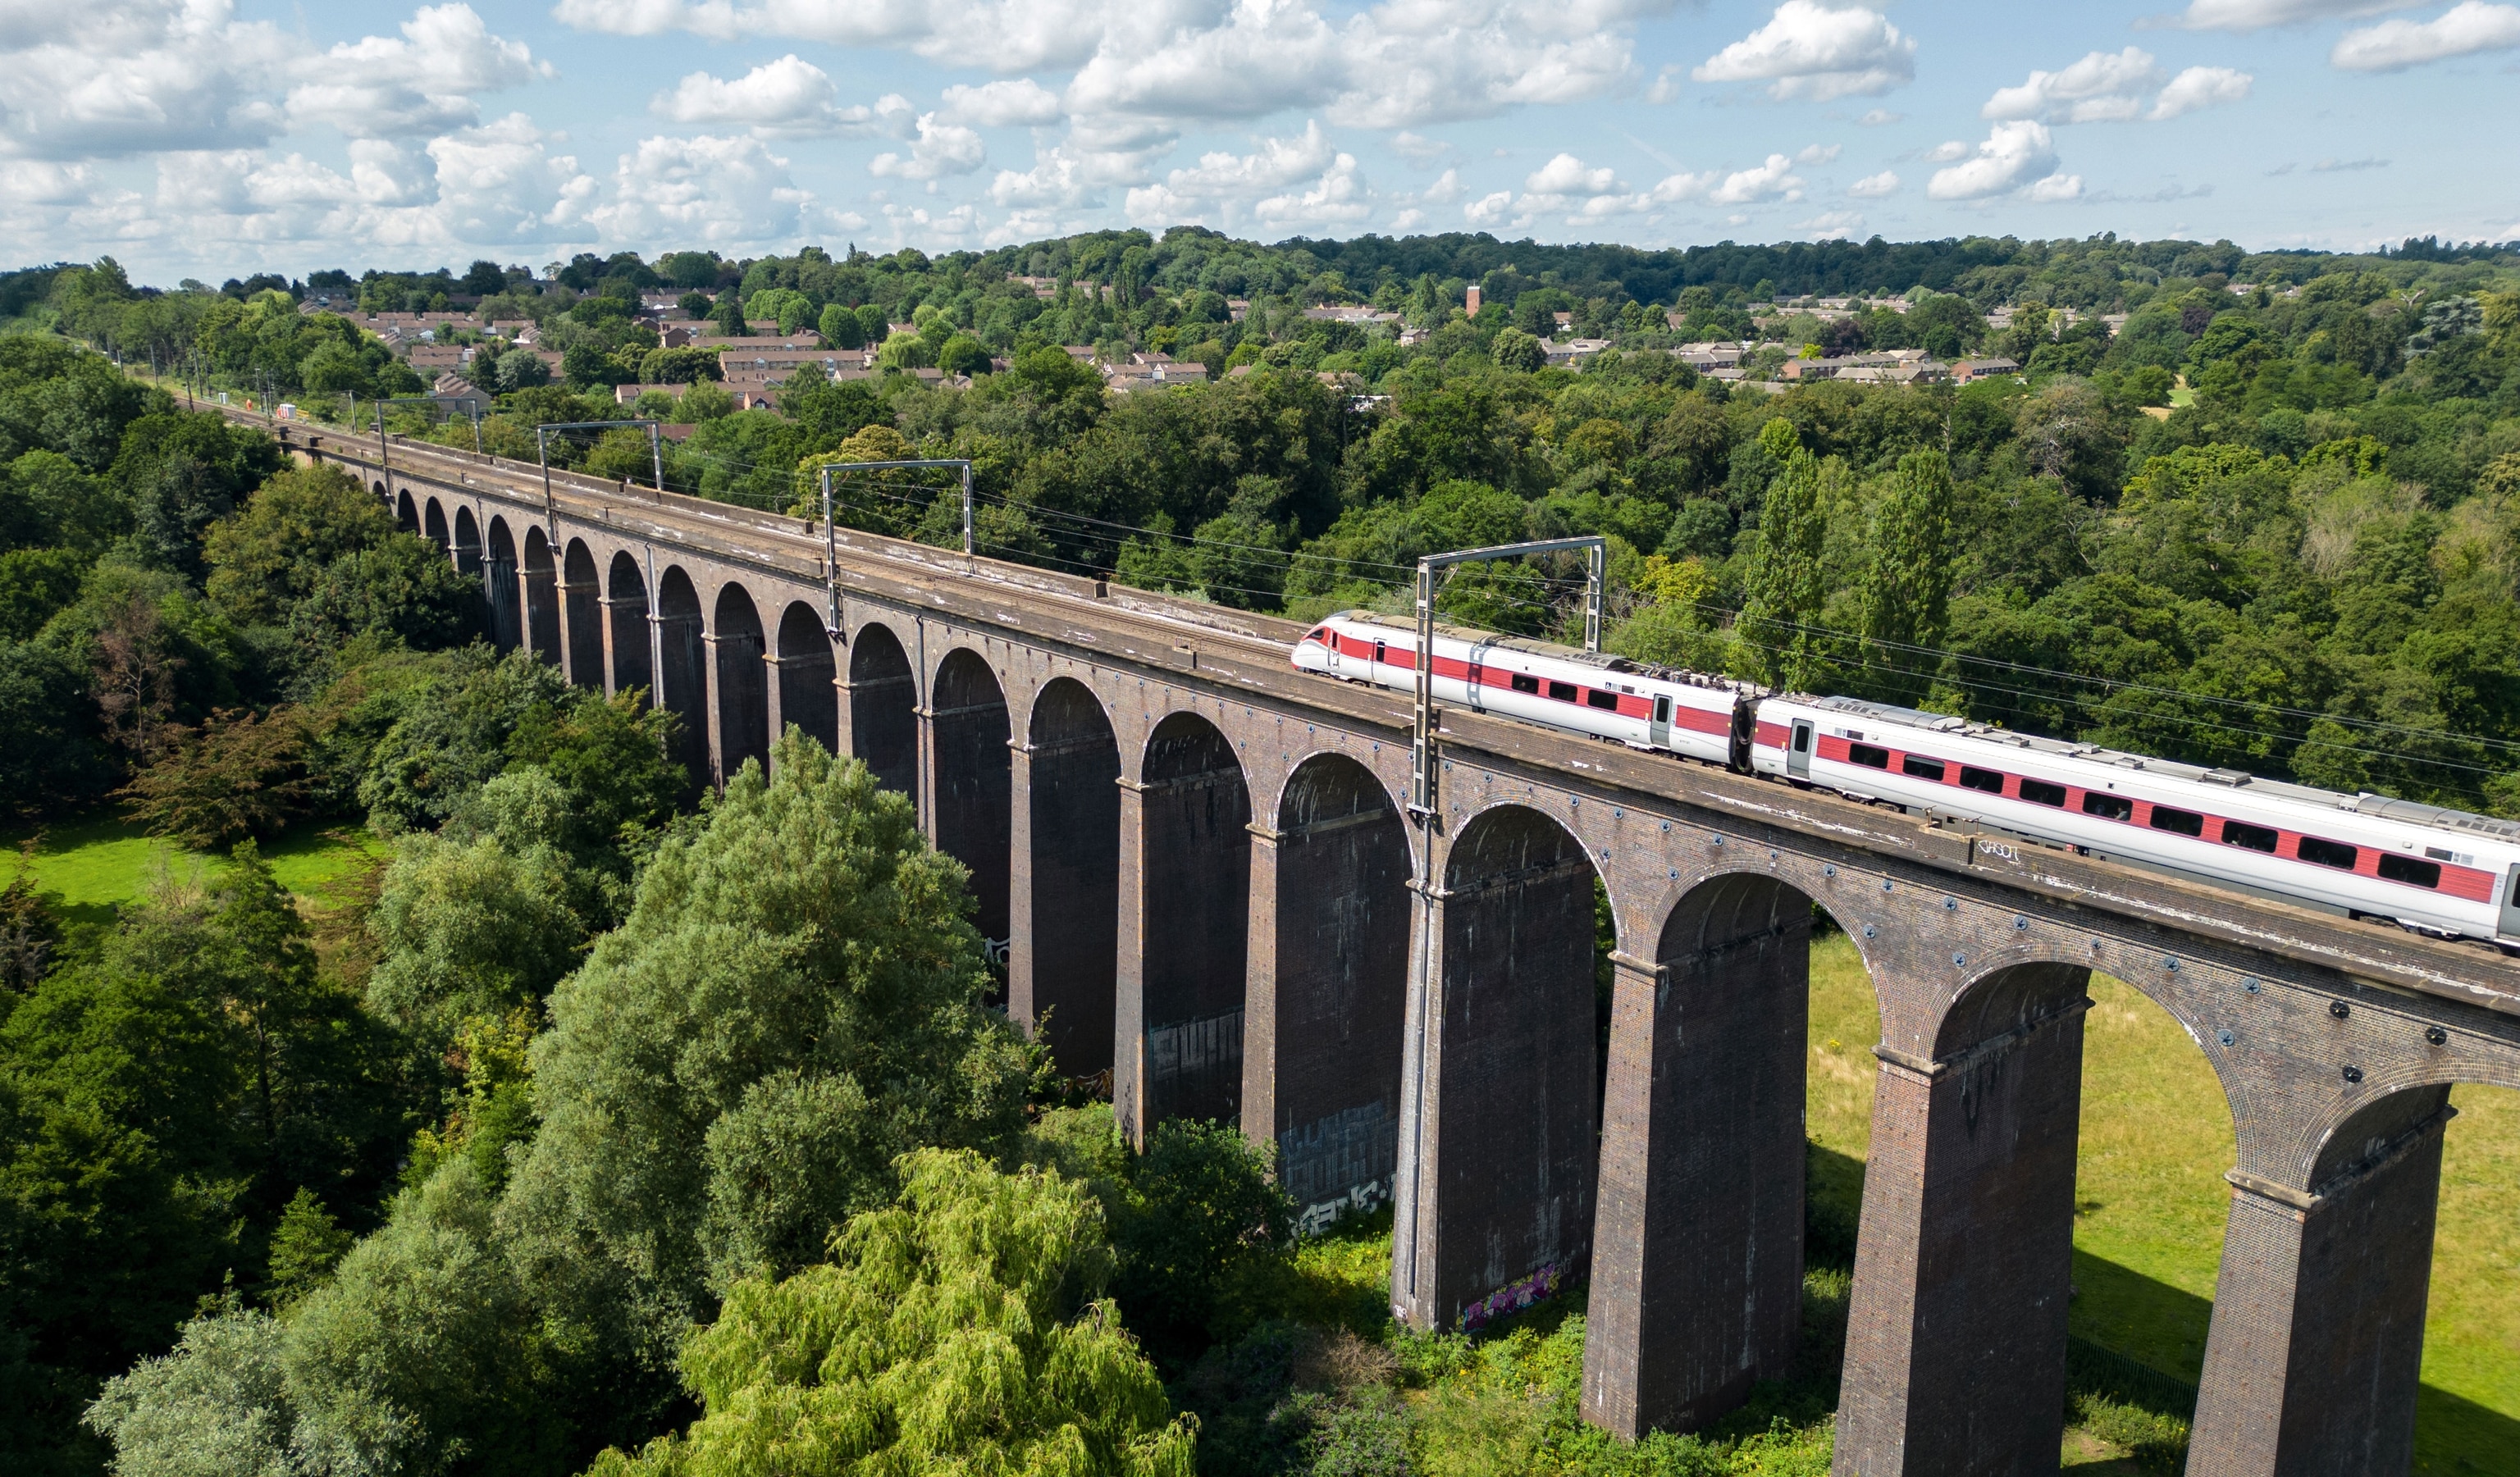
266, 412, 2520, 1477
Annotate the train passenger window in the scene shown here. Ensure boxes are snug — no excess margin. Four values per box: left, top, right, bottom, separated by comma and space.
2297, 836, 2359, 870
1654, 695, 1671, 724
2081, 792, 2132, 821
1849, 743, 1890, 769
2148, 806, 2205, 837
1510, 672, 1540, 694
2376, 854, 2442, 888
1586, 689, 1619, 711
2221, 820, 2280, 852
1792, 726, 1810, 753
1959, 765, 2004, 794
2020, 779, 2068, 807
1901, 755, 1946, 781
1548, 681, 1579, 702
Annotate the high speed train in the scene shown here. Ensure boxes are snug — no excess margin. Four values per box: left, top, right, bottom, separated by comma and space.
1292, 609, 2520, 952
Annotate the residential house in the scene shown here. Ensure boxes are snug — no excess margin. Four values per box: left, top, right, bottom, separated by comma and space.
1949, 357, 2020, 383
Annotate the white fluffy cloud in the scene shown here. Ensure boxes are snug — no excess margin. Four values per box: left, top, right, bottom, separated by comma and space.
871, 116, 988, 180
940, 79, 1066, 127
1692, 2, 1915, 102
1123, 121, 1366, 226
655, 57, 912, 137
2331, 2, 2520, 68
1983, 48, 2252, 125
291, 6, 547, 139
0, 0, 293, 159
1847, 169, 1899, 196
585, 131, 811, 244
2176, 0, 2422, 29
1927, 120, 2079, 201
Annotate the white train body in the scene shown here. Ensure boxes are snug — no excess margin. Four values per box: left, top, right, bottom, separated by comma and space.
1290, 613, 2520, 950
1292, 610, 1751, 768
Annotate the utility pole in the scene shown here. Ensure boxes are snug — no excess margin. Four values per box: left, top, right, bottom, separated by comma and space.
816, 456, 975, 637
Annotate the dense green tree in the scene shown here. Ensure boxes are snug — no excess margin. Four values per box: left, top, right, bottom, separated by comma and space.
586, 1148, 1198, 1477
1856, 449, 1957, 704
1732, 420, 1832, 691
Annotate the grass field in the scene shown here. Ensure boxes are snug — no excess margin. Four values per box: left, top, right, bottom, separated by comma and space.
4, 809, 388, 935
1806, 928, 2520, 1475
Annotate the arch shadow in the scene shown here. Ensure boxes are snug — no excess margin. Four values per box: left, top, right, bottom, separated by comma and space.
395, 489, 418, 532
1402, 801, 1602, 1333
1261, 752, 1411, 1233
654, 567, 709, 788
845, 622, 917, 798
561, 540, 604, 687
522, 526, 561, 664
422, 498, 449, 552
712, 582, 769, 783
931, 649, 1011, 969
452, 505, 481, 577
605, 551, 651, 705
1127, 711, 1253, 1134
483, 516, 521, 651
773, 602, 838, 757
1018, 677, 1121, 1080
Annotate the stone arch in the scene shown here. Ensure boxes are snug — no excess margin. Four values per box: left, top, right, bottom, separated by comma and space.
1017, 677, 1121, 1081
772, 602, 838, 757
422, 498, 449, 552
711, 581, 769, 784
605, 551, 651, 704
930, 647, 1012, 970
452, 505, 478, 574
372, 480, 388, 501
1255, 751, 1412, 1233
2184, 1078, 2464, 1474
395, 489, 418, 531
1821, 955, 2099, 1475
483, 516, 521, 650
1121, 709, 1253, 1140
521, 526, 561, 664
1584, 869, 1883, 1437
845, 622, 918, 797
561, 540, 604, 687
654, 567, 709, 787
1394, 801, 1602, 1333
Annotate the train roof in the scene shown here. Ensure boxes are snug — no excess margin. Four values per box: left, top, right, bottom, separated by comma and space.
1789, 694, 2520, 843
1320, 610, 1760, 692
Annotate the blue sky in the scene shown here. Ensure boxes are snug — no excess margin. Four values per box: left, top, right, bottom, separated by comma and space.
2, 1, 2515, 280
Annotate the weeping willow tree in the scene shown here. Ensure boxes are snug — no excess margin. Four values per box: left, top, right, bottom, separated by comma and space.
588, 1147, 1197, 1477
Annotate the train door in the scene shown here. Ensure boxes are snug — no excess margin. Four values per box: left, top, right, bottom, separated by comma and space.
1787, 718, 1814, 780
1467, 648, 1487, 712
2502, 864, 2520, 942
1650, 695, 1671, 750
1324, 630, 1341, 675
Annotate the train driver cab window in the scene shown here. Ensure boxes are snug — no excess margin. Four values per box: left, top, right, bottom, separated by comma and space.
1586, 689, 1619, 711
1509, 672, 1541, 695
1547, 681, 1579, 702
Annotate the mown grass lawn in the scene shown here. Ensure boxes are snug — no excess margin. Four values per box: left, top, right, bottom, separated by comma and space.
1808, 929, 2520, 1474
5, 808, 388, 933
